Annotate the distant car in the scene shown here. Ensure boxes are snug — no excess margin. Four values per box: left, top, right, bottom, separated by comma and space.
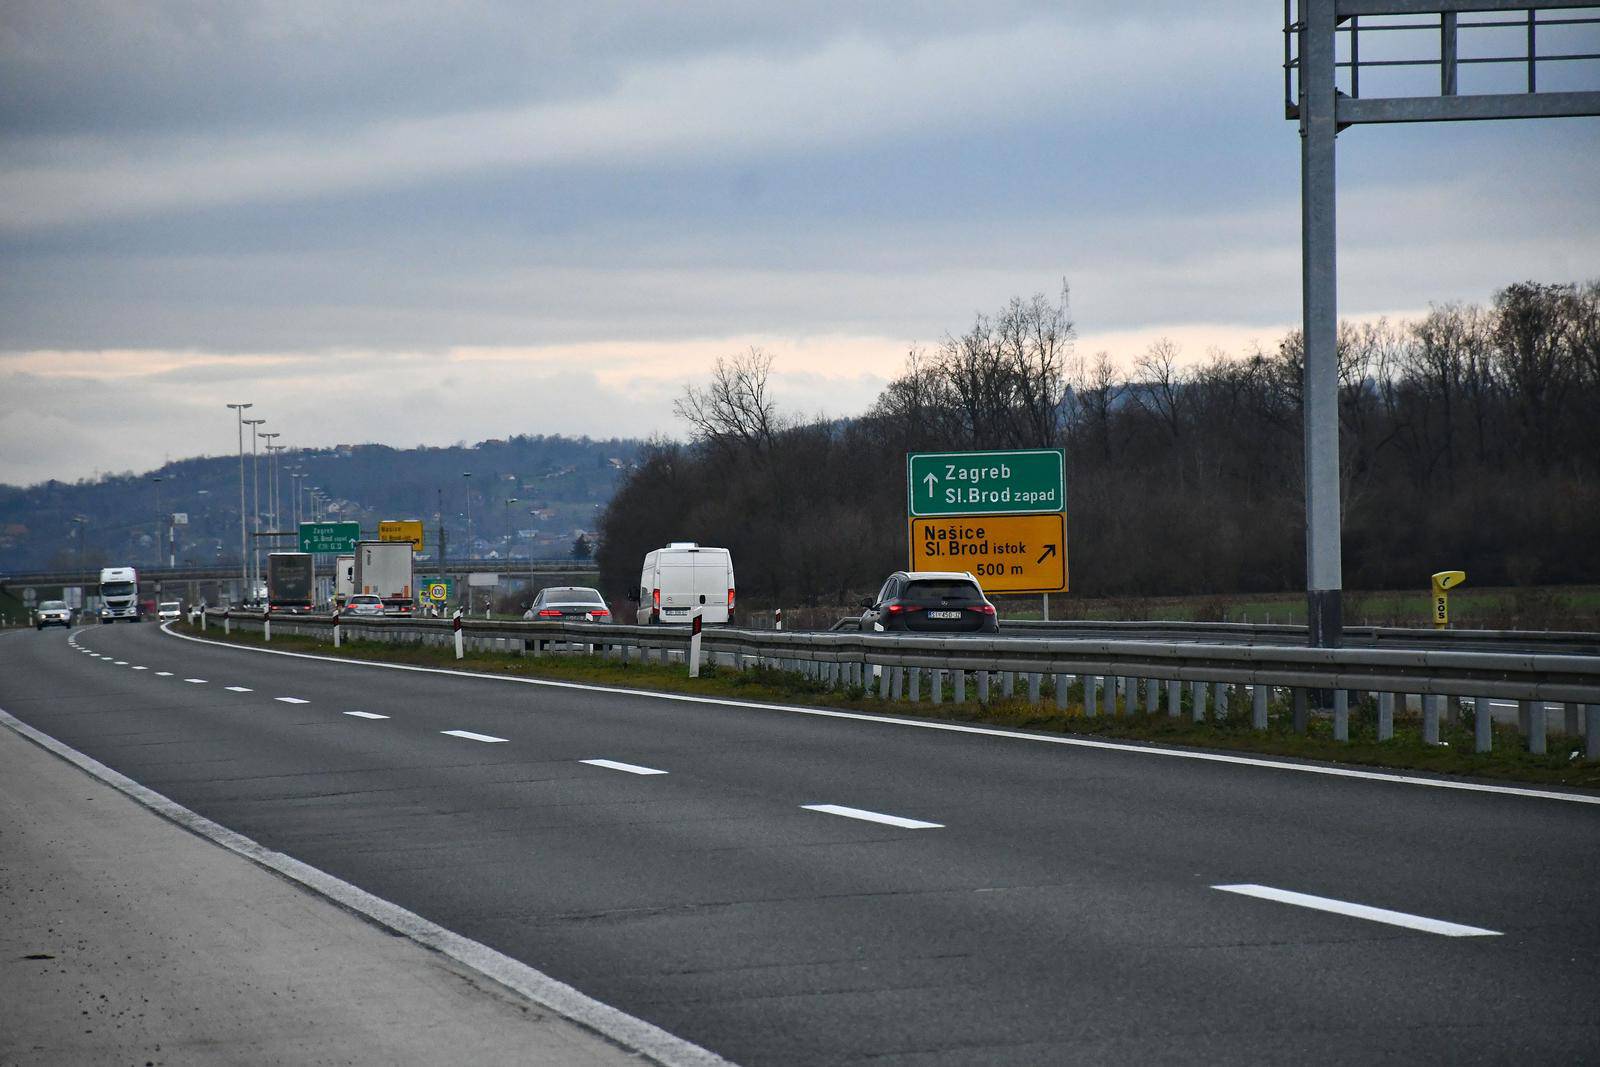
523, 586, 612, 622
343, 594, 386, 617
859, 571, 999, 634
35, 600, 72, 629
157, 601, 182, 622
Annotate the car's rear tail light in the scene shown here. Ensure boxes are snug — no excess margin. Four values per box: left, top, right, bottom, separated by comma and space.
727, 588, 736, 610
653, 588, 661, 611
538, 609, 563, 618
591, 608, 609, 617
970, 604, 996, 615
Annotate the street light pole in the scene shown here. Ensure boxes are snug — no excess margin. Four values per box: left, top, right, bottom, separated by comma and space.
259, 433, 280, 533
226, 402, 252, 603
462, 472, 473, 561
243, 417, 266, 600
150, 475, 164, 569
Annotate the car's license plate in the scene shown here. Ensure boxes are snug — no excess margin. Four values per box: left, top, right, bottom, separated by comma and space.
928, 610, 961, 619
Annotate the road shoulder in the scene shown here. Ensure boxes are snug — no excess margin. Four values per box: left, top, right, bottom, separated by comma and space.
0, 716, 645, 1066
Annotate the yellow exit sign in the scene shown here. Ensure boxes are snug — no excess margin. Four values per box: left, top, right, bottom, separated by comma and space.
378, 520, 424, 551
908, 513, 1068, 594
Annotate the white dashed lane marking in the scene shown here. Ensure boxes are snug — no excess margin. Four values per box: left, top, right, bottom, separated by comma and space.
1212, 884, 1501, 937
581, 759, 668, 776
184, 678, 207, 684
441, 730, 509, 743
155, 672, 174, 677
275, 697, 309, 704
131, 666, 148, 671
225, 686, 253, 693
344, 711, 389, 720
801, 804, 943, 829
114, 660, 128, 665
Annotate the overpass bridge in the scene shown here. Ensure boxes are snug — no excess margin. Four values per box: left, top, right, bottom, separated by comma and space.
0, 559, 601, 614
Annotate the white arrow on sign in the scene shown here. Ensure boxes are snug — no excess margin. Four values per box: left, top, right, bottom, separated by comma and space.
922, 472, 938, 496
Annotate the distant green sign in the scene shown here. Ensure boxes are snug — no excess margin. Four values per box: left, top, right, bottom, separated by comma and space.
299, 521, 360, 554
907, 449, 1065, 517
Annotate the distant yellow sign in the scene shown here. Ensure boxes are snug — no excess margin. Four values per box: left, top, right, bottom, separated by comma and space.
908, 513, 1068, 594
378, 520, 424, 551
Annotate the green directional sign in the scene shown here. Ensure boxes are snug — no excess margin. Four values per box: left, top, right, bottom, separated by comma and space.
299, 521, 360, 554
907, 449, 1065, 517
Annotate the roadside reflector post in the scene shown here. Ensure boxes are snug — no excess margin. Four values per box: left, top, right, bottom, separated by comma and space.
332, 618, 341, 648
689, 611, 703, 677
224, 610, 231, 635
1431, 570, 1466, 629
263, 605, 271, 643
775, 607, 783, 631
453, 609, 464, 660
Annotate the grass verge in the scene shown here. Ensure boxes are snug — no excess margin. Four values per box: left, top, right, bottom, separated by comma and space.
175, 621, 1600, 791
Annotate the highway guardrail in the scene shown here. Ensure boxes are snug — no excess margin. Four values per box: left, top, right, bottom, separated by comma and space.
203, 609, 1600, 761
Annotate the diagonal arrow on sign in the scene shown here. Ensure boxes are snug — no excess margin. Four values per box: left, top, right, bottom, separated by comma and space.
1035, 544, 1058, 566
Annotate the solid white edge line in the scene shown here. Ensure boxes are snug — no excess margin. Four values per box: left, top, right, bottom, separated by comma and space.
344, 711, 390, 720
580, 758, 668, 776
1212, 883, 1501, 937
0, 706, 732, 1067
801, 804, 943, 829
441, 729, 510, 743
158, 623, 1600, 807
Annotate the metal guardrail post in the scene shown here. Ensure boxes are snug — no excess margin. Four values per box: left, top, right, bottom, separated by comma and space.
1378, 692, 1394, 740
1084, 676, 1098, 717
1055, 674, 1070, 712
1565, 702, 1582, 737
1475, 696, 1491, 753
1027, 673, 1041, 705
1587, 704, 1598, 761
1167, 679, 1181, 719
1524, 699, 1546, 755
976, 671, 990, 704
1253, 685, 1268, 731
1293, 688, 1308, 734
1333, 690, 1349, 741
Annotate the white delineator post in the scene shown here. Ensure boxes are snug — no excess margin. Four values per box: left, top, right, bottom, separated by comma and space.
774, 607, 783, 632
332, 611, 342, 648
453, 609, 465, 660
263, 605, 271, 643
689, 611, 703, 678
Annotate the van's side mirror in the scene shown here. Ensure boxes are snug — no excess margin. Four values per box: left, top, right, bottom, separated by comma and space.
627, 589, 640, 603
860, 598, 874, 609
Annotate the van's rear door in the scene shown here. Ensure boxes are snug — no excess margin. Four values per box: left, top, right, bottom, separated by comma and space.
656, 552, 698, 619
694, 551, 732, 623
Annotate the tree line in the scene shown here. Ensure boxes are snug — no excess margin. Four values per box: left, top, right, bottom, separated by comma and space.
596, 280, 1600, 606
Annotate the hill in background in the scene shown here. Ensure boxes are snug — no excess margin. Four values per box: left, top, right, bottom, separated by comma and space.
0, 435, 642, 572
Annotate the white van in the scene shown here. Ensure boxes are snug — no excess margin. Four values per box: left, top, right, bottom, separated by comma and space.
636, 543, 735, 625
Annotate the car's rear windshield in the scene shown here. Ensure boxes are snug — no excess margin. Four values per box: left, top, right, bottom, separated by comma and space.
353, 595, 381, 603
40, 600, 67, 609
904, 580, 983, 601
545, 588, 605, 604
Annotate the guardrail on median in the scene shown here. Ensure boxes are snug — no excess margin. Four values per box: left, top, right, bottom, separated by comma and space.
203, 609, 1600, 761
828, 616, 1600, 655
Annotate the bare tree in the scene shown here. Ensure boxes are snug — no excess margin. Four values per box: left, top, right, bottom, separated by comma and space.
673, 347, 780, 458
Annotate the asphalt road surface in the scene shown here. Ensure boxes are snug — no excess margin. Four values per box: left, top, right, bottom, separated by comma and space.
3, 623, 1597, 1064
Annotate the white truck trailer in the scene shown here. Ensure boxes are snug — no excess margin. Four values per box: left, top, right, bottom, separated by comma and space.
98, 566, 141, 622
354, 540, 415, 615
335, 554, 355, 607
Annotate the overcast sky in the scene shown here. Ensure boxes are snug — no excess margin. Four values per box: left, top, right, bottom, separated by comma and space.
2, 1, 1596, 486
